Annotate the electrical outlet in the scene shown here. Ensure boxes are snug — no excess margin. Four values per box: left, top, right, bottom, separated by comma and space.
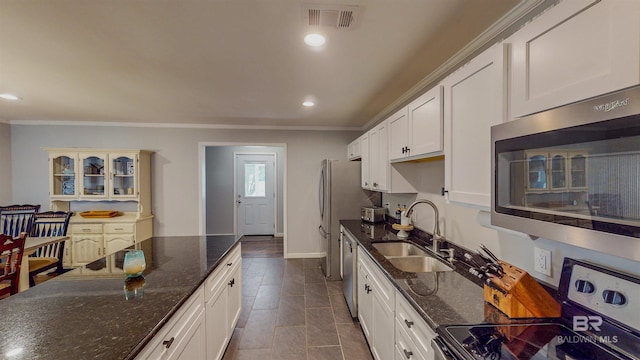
534, 247, 552, 276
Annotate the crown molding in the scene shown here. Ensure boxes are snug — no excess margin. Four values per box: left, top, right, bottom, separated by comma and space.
8, 119, 362, 132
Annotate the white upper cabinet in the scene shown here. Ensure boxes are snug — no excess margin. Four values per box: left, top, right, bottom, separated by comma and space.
360, 132, 371, 189
389, 86, 443, 162
347, 136, 362, 160
368, 121, 389, 192
510, 0, 640, 118
443, 42, 507, 208
407, 85, 444, 158
361, 120, 416, 194
388, 107, 409, 161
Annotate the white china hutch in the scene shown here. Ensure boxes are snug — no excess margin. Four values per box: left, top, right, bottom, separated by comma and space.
46, 148, 153, 269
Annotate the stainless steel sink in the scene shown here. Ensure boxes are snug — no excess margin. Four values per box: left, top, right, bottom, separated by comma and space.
372, 242, 453, 273
372, 242, 429, 257
387, 256, 454, 273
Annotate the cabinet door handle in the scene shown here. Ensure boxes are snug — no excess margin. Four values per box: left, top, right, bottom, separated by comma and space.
404, 319, 414, 328
228, 278, 235, 287
372, 182, 378, 187
227, 262, 233, 266
162, 337, 175, 349
403, 349, 413, 359
365, 284, 372, 294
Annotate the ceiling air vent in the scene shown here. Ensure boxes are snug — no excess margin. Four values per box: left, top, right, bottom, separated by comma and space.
303, 4, 359, 29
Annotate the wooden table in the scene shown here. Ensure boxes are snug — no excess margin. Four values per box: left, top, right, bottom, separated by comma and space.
19, 236, 70, 292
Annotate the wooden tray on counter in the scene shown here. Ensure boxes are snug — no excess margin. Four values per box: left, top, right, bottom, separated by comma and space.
79, 210, 122, 218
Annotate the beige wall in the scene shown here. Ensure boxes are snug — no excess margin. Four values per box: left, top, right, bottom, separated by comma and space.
9, 123, 359, 257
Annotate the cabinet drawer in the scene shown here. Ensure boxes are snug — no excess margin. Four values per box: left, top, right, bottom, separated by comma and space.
71, 224, 103, 234
395, 320, 426, 360
205, 244, 241, 302
395, 292, 436, 360
136, 287, 205, 359
104, 223, 135, 234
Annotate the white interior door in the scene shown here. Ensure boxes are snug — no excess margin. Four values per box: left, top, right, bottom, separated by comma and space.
236, 154, 275, 236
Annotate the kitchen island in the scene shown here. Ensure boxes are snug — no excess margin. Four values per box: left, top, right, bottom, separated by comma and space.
0, 234, 241, 360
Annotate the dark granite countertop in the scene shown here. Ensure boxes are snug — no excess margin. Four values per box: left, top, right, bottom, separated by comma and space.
341, 220, 532, 330
0, 235, 240, 360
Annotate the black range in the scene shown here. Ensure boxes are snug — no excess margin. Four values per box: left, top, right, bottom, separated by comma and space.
436, 258, 640, 360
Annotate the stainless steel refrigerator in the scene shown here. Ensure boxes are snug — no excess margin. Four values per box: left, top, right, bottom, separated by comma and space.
318, 159, 380, 280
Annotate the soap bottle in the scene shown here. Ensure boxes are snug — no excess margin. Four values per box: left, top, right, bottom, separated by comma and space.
395, 204, 402, 224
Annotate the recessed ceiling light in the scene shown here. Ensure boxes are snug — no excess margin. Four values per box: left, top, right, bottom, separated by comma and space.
302, 101, 315, 107
0, 93, 21, 101
304, 33, 325, 47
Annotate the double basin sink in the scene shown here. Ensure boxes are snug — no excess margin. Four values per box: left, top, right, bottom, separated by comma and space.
372, 242, 453, 273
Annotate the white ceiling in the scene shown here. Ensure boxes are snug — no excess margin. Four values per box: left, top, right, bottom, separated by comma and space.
0, 0, 520, 129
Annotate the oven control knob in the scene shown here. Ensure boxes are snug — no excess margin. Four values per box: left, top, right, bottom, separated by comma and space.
602, 289, 626, 306
574, 280, 595, 294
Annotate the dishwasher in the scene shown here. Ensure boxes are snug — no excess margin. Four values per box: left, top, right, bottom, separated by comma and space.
341, 228, 358, 318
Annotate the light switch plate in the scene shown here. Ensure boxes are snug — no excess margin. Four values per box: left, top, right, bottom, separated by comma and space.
534, 247, 552, 276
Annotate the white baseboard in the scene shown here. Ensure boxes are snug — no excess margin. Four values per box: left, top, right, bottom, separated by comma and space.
285, 252, 325, 259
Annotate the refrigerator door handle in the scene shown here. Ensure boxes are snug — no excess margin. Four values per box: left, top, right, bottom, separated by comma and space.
318, 165, 325, 219
319, 225, 328, 238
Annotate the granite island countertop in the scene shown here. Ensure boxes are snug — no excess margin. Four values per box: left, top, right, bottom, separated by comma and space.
0, 234, 240, 360
341, 220, 537, 330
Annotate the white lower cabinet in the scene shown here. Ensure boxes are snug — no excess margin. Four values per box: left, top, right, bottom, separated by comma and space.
136, 244, 242, 360
136, 287, 207, 360
205, 245, 242, 360
395, 292, 437, 360
357, 248, 395, 360
357, 256, 373, 339
395, 324, 426, 360
357, 248, 438, 360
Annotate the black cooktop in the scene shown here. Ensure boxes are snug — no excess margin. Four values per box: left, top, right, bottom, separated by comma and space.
439, 322, 635, 360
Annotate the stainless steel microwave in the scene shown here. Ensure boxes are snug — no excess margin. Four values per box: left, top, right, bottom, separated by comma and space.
491, 86, 640, 262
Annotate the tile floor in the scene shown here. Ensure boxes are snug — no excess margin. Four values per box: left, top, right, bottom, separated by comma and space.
222, 239, 373, 360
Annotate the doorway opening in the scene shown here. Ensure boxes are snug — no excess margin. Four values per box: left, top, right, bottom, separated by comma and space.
198, 143, 286, 253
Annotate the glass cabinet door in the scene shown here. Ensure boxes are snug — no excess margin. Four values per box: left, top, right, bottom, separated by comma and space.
527, 154, 547, 190
570, 153, 587, 188
550, 153, 567, 189
51, 154, 77, 197
80, 154, 107, 198
111, 154, 137, 197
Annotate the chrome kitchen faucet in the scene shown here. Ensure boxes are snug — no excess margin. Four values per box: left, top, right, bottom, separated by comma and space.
405, 199, 453, 262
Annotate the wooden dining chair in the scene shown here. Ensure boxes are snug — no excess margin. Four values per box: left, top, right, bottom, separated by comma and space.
0, 204, 41, 237
0, 232, 27, 298
28, 211, 72, 286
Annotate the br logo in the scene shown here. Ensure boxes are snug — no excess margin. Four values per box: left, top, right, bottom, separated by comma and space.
573, 315, 603, 331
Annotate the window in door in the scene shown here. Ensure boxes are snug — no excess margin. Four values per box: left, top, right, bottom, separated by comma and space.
244, 162, 266, 197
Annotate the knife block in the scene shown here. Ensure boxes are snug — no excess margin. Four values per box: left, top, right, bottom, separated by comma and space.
483, 261, 561, 319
